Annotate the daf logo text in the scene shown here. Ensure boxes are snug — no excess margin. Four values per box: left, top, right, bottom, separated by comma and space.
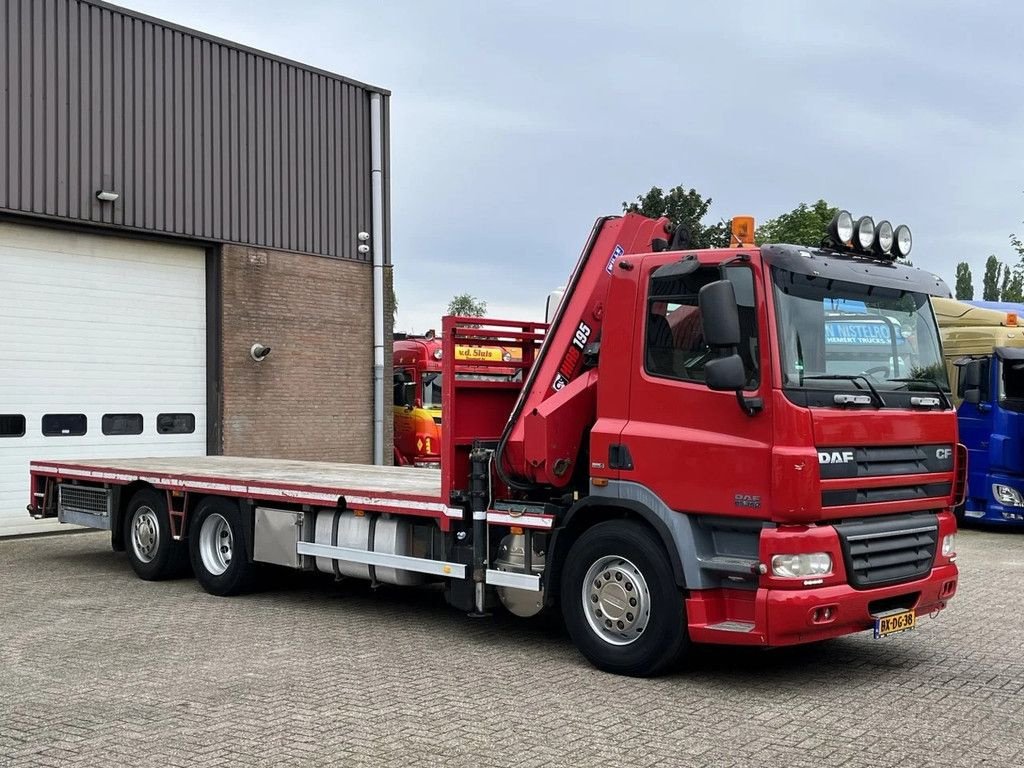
818, 450, 855, 465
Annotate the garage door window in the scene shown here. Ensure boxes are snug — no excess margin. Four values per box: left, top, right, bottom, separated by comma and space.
42, 414, 88, 437
157, 413, 196, 434
0, 415, 26, 437
102, 414, 144, 436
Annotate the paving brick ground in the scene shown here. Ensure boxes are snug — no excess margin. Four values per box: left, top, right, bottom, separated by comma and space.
2, 528, 1023, 767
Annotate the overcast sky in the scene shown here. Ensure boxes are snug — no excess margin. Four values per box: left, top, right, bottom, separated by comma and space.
119, 0, 1024, 332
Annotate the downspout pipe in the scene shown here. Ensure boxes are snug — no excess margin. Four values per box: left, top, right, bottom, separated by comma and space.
370, 92, 385, 465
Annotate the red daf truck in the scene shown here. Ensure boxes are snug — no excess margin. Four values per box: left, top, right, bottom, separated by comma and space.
28, 210, 962, 676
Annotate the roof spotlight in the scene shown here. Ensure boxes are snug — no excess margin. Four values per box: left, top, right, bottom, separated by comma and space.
893, 225, 912, 259
854, 216, 875, 251
829, 210, 854, 246
874, 220, 894, 256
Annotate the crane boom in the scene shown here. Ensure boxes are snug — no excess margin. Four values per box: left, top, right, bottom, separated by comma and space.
496, 213, 671, 488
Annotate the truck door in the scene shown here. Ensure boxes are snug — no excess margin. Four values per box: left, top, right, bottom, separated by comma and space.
617, 260, 773, 516
955, 356, 992, 512
393, 368, 416, 463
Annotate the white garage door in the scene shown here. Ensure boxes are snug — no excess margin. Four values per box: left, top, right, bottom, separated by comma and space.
0, 222, 207, 536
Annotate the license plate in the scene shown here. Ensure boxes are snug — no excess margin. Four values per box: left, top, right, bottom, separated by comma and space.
873, 609, 916, 639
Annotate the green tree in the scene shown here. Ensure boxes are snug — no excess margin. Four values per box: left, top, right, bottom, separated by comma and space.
447, 293, 487, 317
953, 262, 974, 300
1001, 265, 1011, 301
1005, 265, 1024, 303
1006, 221, 1024, 302
756, 200, 837, 247
983, 255, 1002, 301
623, 185, 730, 248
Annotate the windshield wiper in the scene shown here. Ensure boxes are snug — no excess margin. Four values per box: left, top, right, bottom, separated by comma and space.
886, 377, 952, 410
800, 374, 887, 408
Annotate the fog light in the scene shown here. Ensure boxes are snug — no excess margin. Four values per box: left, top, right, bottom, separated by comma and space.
811, 605, 838, 624
993, 484, 1024, 507
941, 533, 956, 558
771, 552, 833, 578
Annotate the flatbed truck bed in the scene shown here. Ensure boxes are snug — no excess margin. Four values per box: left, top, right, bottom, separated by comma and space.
30, 456, 458, 524
28, 454, 546, 606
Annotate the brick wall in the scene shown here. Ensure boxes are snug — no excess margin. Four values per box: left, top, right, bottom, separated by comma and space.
219, 244, 392, 463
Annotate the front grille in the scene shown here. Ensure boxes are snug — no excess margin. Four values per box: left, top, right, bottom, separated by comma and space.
58, 485, 111, 518
818, 444, 954, 480
834, 513, 938, 589
822, 482, 952, 507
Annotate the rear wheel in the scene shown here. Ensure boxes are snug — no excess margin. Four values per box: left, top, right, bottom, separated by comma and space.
123, 489, 189, 580
189, 497, 259, 596
561, 520, 689, 676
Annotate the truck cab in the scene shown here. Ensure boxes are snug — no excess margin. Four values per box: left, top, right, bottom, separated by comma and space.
934, 298, 1024, 525
442, 210, 962, 672
393, 333, 445, 467
393, 333, 521, 467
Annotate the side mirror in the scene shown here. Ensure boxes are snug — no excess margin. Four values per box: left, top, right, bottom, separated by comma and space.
698, 280, 741, 348
960, 359, 985, 404
698, 278, 762, 416
961, 359, 982, 390
705, 354, 746, 391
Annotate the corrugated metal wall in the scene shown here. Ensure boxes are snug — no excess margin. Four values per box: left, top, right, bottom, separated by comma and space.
0, 0, 389, 263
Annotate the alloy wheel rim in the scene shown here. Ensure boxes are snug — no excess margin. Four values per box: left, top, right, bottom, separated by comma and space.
581, 555, 651, 646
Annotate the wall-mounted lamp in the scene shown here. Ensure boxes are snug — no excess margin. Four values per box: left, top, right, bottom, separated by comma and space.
357, 231, 371, 255
250, 343, 272, 362
96, 190, 119, 202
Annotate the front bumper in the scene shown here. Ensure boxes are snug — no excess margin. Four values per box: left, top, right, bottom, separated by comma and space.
761, 563, 958, 645
687, 567, 959, 647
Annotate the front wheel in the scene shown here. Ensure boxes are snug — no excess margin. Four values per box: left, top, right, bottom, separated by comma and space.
560, 520, 689, 676
189, 497, 259, 596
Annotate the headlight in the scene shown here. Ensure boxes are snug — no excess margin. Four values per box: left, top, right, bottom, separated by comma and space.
874, 220, 894, 255
829, 210, 854, 245
893, 224, 912, 259
771, 552, 833, 578
854, 216, 875, 251
941, 533, 956, 558
433, 348, 443, 360
993, 483, 1024, 507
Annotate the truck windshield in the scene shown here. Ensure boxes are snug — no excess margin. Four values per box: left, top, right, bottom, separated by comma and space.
422, 373, 442, 409
772, 267, 949, 401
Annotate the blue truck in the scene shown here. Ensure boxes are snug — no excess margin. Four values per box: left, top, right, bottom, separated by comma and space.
934, 298, 1024, 526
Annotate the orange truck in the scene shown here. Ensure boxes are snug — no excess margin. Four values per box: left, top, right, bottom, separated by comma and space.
393, 332, 519, 466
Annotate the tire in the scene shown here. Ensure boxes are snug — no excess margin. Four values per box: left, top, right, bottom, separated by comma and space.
560, 520, 689, 677
123, 489, 190, 580
189, 496, 259, 596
